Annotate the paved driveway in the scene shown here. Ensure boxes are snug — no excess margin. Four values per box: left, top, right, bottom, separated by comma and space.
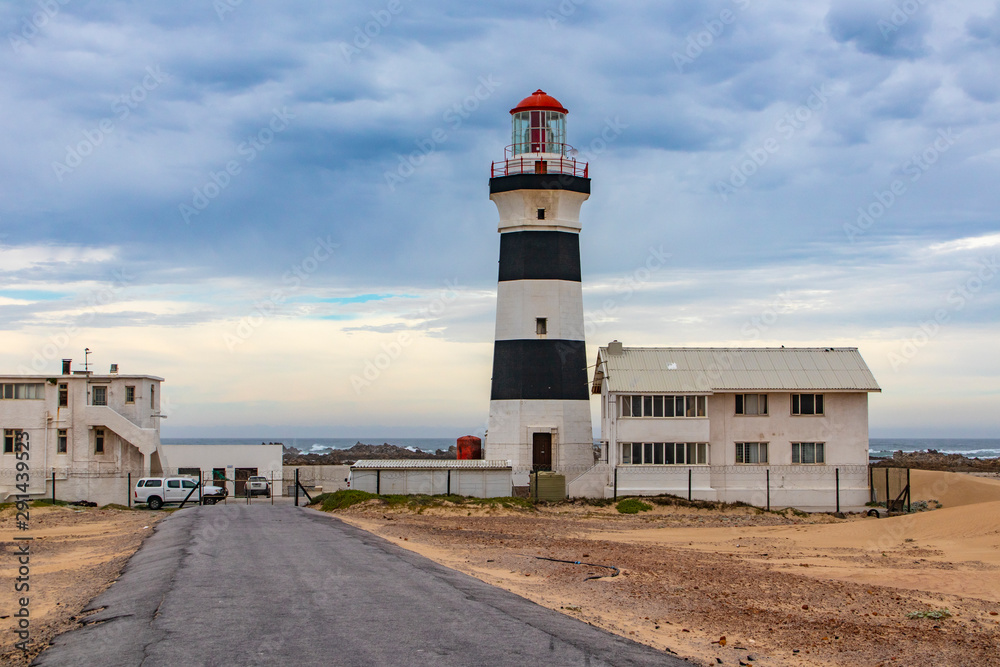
35, 504, 689, 666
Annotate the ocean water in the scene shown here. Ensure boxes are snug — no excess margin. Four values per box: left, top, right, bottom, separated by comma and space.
162, 436, 1000, 459
161, 437, 458, 453
870, 438, 1000, 459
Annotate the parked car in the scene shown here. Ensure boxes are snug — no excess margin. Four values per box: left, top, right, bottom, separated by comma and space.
134, 477, 227, 510
246, 475, 271, 498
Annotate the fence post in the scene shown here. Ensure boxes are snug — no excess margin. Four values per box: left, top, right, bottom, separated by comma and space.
613, 467, 618, 500
885, 467, 890, 516
295, 468, 299, 507
688, 468, 692, 501
128, 472, 131, 508
51, 470, 55, 504
766, 469, 770, 511
835, 468, 840, 514
447, 470, 451, 496
907, 467, 911, 513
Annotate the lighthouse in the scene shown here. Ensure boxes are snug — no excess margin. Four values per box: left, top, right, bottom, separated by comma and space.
485, 89, 594, 489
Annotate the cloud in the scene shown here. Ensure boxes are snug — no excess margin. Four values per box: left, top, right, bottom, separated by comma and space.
928, 232, 1000, 254
826, 0, 932, 59
2, 1, 1000, 435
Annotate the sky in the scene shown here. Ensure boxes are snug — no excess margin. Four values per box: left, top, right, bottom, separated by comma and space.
1, 0, 998, 439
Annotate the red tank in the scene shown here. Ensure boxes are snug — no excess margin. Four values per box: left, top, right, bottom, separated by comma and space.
456, 435, 482, 460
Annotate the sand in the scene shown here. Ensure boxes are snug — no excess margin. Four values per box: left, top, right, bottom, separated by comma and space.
0, 505, 160, 667
5, 470, 1000, 666
334, 470, 1000, 666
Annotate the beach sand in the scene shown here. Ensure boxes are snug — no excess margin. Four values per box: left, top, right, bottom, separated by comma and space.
336, 469, 1000, 666
0, 505, 160, 667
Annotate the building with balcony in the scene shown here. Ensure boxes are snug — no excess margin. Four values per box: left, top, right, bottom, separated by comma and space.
0, 358, 165, 504
587, 342, 881, 511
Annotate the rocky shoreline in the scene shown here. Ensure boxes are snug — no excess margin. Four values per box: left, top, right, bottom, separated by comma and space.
871, 449, 1000, 472
282, 442, 457, 466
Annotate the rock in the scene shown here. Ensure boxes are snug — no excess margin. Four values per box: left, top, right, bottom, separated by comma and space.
284, 442, 458, 465
872, 449, 1000, 472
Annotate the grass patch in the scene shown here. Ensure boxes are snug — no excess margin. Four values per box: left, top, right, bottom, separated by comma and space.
907, 608, 952, 620
311, 490, 535, 512
644, 494, 759, 512
315, 490, 379, 511
616, 498, 653, 514
31, 499, 71, 507
100, 503, 133, 511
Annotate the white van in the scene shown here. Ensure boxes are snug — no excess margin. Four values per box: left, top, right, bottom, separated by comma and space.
134, 477, 227, 509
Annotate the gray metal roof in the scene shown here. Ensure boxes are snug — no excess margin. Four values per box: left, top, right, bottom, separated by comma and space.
592, 347, 881, 394
350, 459, 512, 470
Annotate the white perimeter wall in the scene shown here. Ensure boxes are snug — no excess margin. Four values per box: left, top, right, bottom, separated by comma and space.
351, 468, 512, 498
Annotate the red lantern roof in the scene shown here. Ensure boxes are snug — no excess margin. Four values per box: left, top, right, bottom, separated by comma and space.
510, 89, 568, 115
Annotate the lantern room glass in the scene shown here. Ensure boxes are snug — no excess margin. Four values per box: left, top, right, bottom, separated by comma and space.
512, 110, 566, 156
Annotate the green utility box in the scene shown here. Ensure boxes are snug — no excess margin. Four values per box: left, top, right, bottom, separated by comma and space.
530, 471, 566, 502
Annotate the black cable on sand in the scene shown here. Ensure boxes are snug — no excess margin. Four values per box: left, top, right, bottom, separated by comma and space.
518, 554, 620, 580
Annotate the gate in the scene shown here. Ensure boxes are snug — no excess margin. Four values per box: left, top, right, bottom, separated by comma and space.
869, 466, 910, 514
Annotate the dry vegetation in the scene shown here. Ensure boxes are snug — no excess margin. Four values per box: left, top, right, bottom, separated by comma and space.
328, 472, 1000, 666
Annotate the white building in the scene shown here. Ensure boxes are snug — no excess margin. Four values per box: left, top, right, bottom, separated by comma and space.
0, 359, 165, 504
588, 343, 881, 511
485, 89, 595, 489
159, 443, 283, 497
1, 359, 284, 504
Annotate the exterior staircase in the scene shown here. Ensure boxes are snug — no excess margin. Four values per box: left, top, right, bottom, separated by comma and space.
84, 406, 160, 458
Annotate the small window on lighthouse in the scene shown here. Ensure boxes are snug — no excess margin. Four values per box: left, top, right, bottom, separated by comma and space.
536, 318, 547, 335
537, 208, 545, 220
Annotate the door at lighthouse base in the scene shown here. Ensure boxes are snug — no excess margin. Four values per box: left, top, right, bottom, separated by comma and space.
532, 433, 552, 471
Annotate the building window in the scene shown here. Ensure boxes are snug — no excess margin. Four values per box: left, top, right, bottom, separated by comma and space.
125, 385, 135, 403
537, 208, 546, 220
1, 383, 44, 399
95, 428, 105, 454
536, 318, 547, 335
620, 395, 707, 418
4, 429, 25, 454
59, 383, 68, 407
58, 429, 68, 454
735, 442, 768, 464
92, 386, 108, 406
735, 394, 768, 415
621, 442, 709, 465
151, 384, 155, 409
791, 393, 824, 415
792, 442, 825, 464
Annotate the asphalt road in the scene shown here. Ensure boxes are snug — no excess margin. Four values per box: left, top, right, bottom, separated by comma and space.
35, 504, 690, 667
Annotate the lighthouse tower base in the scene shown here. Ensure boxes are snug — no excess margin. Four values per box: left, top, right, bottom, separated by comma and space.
487, 399, 594, 488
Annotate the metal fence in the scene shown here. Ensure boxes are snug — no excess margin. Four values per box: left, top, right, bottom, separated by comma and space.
869, 466, 911, 513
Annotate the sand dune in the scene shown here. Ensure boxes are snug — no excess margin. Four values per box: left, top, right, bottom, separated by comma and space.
910, 468, 1000, 507
586, 470, 1000, 601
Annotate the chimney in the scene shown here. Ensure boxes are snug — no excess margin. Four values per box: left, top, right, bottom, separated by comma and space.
62, 359, 72, 374
608, 340, 623, 356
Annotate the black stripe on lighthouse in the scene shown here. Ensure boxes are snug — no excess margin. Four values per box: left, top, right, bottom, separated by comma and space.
498, 231, 581, 282
490, 339, 589, 401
